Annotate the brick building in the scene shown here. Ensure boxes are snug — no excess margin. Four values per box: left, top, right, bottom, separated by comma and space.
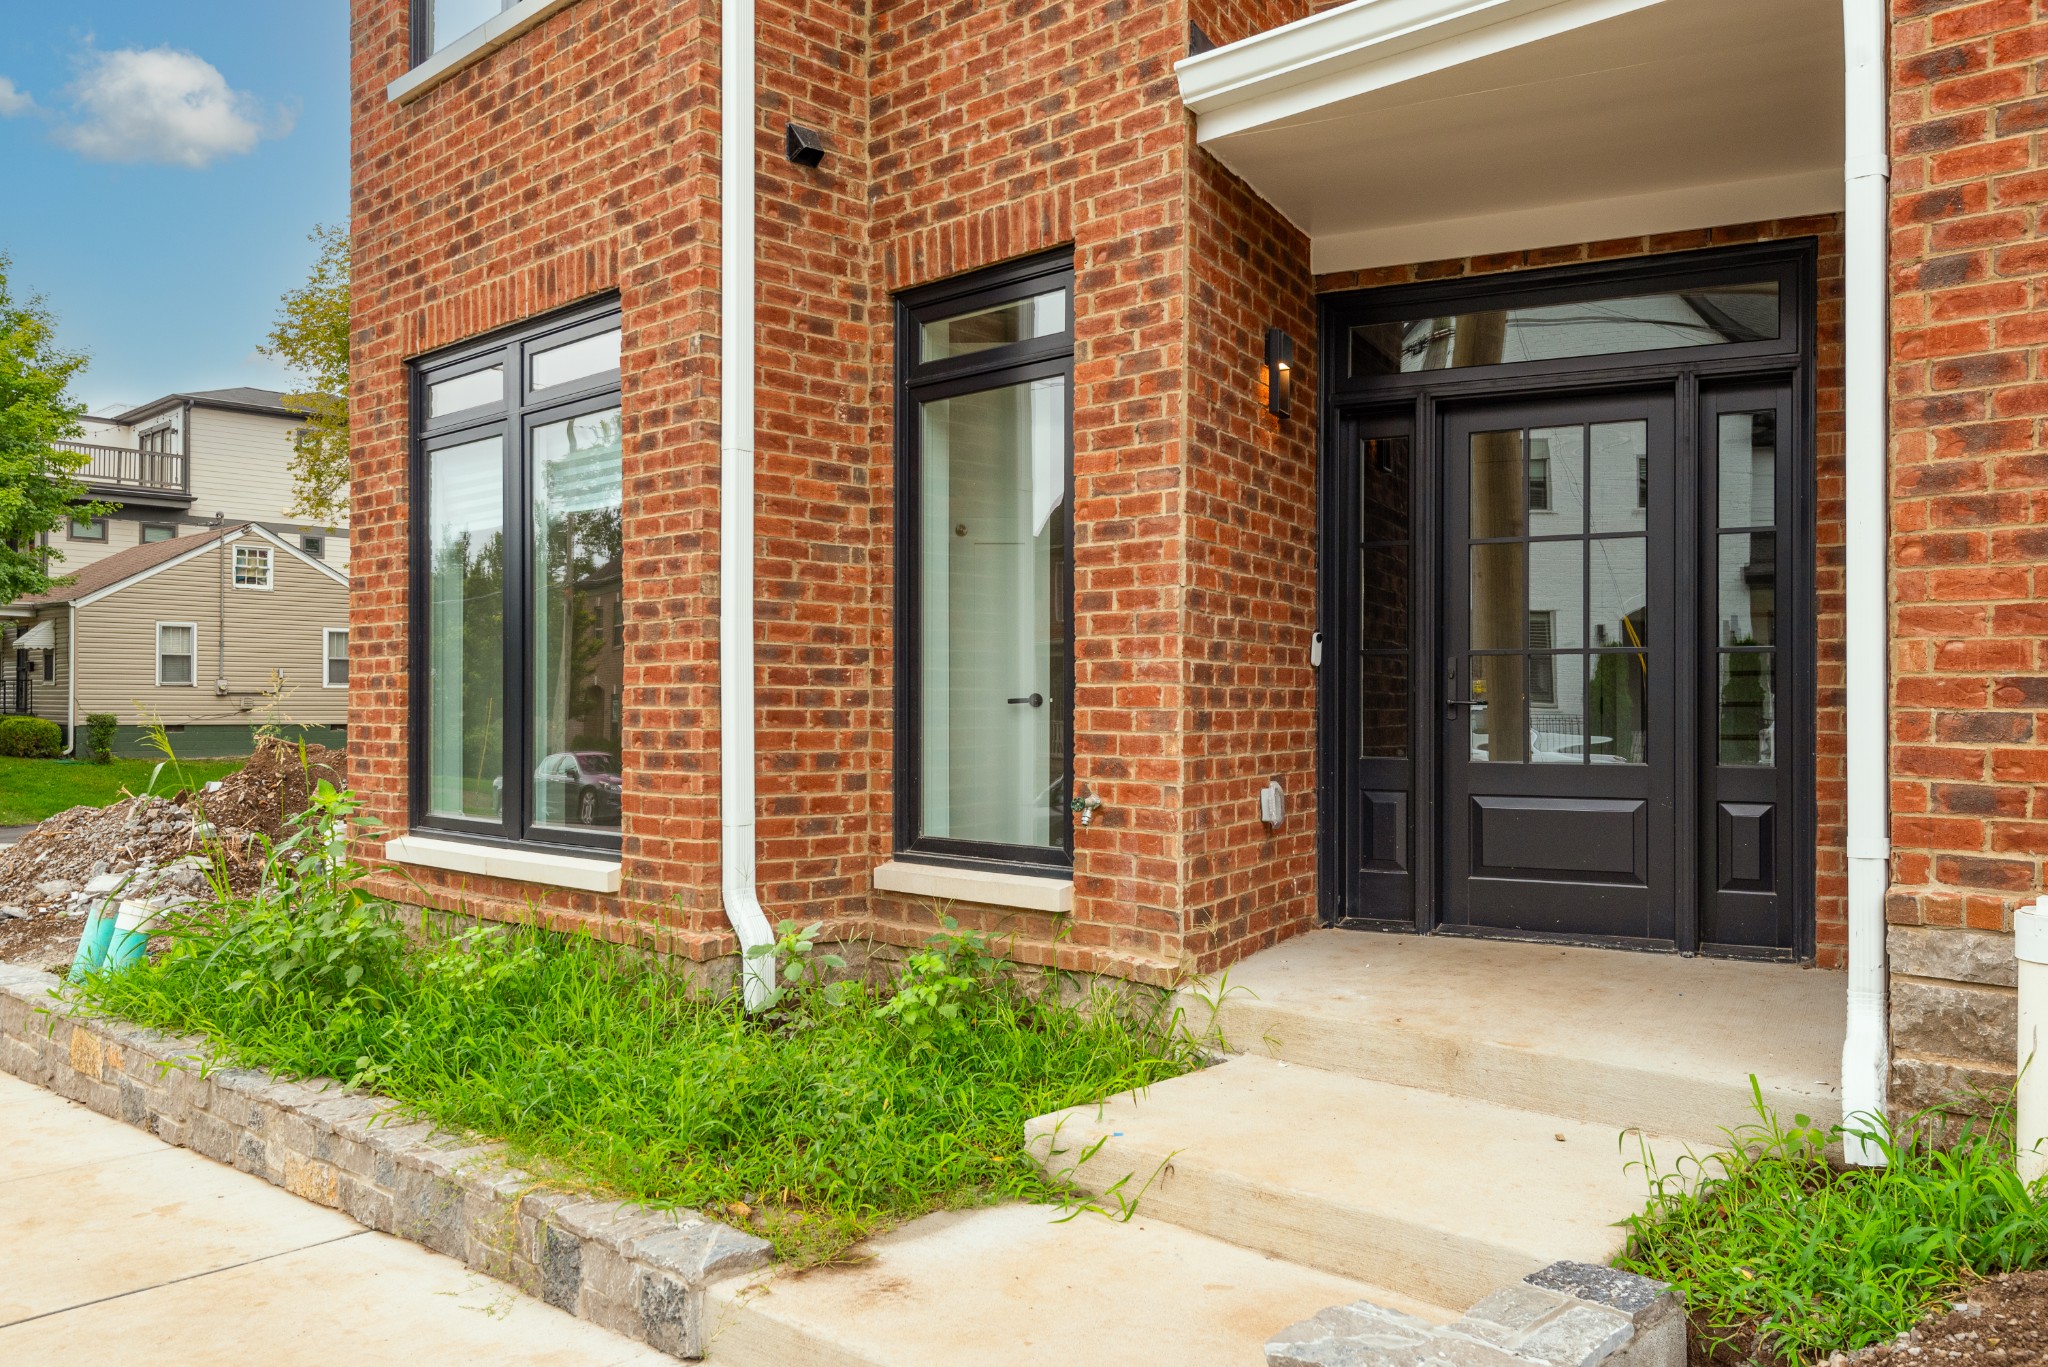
349, 0, 2044, 1129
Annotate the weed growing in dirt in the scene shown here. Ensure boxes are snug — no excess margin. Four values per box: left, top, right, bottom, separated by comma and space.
76, 795, 1203, 1264
1616, 1083, 2048, 1364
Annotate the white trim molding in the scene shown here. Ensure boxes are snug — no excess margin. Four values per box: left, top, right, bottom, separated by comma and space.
872, 861, 1074, 915
1309, 170, 1845, 275
385, 834, 622, 895
1177, 0, 1665, 143
388, 0, 587, 104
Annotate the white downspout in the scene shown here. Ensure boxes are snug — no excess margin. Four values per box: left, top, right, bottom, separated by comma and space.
720, 0, 777, 1010
1841, 0, 1891, 1164
65, 604, 78, 756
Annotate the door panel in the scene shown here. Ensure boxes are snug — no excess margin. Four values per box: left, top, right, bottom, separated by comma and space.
1339, 413, 1418, 924
1442, 394, 1677, 943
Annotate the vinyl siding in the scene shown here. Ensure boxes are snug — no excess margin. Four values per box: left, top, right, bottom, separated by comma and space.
71, 536, 349, 728
185, 407, 351, 571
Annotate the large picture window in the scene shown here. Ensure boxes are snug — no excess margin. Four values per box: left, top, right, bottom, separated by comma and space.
411, 300, 625, 851
896, 252, 1075, 872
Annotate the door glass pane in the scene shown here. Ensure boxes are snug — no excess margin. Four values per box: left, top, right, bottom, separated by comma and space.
1589, 652, 1649, 764
1589, 538, 1647, 650
1529, 651, 1584, 764
426, 435, 505, 821
1470, 543, 1525, 649
428, 366, 503, 418
1719, 652, 1776, 764
1348, 278, 1779, 376
1590, 421, 1649, 531
1527, 541, 1584, 648
1718, 531, 1776, 646
919, 377, 1068, 848
1360, 652, 1408, 759
1718, 411, 1777, 527
530, 328, 621, 392
1361, 544, 1410, 648
529, 410, 625, 834
1527, 426, 1584, 534
920, 291, 1066, 362
1469, 655, 1527, 763
1358, 434, 1410, 543
1469, 429, 1525, 538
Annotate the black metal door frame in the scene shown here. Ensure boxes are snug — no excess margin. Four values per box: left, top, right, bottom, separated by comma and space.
1315, 241, 1819, 959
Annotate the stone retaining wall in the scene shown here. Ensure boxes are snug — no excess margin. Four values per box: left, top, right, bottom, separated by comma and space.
0, 963, 768, 1360
1270, 1262, 1683, 1367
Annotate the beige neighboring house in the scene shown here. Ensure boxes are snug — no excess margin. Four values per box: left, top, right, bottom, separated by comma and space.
1, 523, 349, 758
54, 387, 349, 577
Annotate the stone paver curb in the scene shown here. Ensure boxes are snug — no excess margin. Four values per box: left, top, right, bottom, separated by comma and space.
1269, 1261, 1683, 1367
0, 963, 771, 1360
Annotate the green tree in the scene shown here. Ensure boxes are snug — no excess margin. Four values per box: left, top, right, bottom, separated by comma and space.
0, 256, 103, 604
262, 222, 350, 522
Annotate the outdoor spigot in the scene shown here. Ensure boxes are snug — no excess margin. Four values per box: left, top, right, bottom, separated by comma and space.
1072, 791, 1103, 826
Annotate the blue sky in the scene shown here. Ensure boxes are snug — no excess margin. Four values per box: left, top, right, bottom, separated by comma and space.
0, 4, 347, 416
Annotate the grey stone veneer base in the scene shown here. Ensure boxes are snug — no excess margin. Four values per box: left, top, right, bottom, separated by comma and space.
0, 963, 770, 1360
1269, 1261, 1683, 1367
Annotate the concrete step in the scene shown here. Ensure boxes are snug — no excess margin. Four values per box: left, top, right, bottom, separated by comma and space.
1181, 930, 1844, 1143
1025, 1054, 1683, 1312
699, 1203, 1457, 1367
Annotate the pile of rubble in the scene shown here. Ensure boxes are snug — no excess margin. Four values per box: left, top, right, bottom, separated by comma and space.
0, 737, 347, 967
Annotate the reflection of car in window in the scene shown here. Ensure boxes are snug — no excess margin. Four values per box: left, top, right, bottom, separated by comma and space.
531, 750, 624, 827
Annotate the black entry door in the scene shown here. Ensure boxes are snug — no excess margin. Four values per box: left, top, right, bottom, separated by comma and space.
1440, 393, 1678, 942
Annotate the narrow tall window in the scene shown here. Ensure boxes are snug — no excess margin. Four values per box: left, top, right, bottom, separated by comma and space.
157, 623, 196, 687
897, 253, 1074, 871
413, 301, 624, 850
324, 628, 350, 688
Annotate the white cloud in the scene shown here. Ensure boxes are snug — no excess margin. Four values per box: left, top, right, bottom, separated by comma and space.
0, 77, 32, 116
55, 48, 291, 168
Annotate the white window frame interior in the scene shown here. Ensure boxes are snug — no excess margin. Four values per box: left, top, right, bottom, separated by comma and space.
232, 544, 274, 590
324, 627, 349, 688
156, 621, 199, 688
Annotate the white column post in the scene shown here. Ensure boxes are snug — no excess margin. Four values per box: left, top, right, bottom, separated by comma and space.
2018, 899, 2047, 1183
1840, 0, 1892, 1166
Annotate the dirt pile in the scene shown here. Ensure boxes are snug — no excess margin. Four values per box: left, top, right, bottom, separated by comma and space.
1839, 1272, 2048, 1367
0, 736, 348, 968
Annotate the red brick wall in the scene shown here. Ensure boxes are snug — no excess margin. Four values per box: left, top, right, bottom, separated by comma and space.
1886, 0, 2048, 938
1883, 0, 2048, 1109
1314, 216, 1851, 966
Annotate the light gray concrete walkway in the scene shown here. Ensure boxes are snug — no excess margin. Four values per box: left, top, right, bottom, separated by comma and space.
0, 1070, 671, 1366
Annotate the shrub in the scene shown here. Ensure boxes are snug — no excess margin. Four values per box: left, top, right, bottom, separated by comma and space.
84, 713, 118, 764
0, 715, 62, 758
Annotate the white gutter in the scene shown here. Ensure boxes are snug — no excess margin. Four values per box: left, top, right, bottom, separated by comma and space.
719, 0, 777, 1010
1839, 0, 1890, 1165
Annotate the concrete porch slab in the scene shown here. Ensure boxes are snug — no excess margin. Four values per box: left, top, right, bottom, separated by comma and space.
701, 1203, 1455, 1366
1183, 930, 1844, 1142
1027, 1054, 1679, 1311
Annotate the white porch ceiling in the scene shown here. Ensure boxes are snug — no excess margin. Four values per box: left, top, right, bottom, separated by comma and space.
1179, 0, 1846, 274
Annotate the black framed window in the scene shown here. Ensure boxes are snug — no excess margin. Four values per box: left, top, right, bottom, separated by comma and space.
410, 298, 625, 852
895, 252, 1076, 873
412, 0, 519, 61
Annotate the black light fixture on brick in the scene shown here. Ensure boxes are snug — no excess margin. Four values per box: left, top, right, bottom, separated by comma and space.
1264, 326, 1295, 419
785, 122, 826, 167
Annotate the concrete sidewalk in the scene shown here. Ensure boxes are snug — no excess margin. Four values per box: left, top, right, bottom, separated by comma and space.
0, 1071, 670, 1366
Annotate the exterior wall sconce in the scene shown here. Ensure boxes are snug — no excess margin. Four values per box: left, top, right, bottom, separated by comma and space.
785, 122, 826, 167
1264, 327, 1295, 419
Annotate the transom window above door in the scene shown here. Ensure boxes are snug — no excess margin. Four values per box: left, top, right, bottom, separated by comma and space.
895, 251, 1076, 873
410, 299, 625, 853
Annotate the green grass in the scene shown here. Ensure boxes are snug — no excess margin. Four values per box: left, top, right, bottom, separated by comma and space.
75, 792, 1202, 1263
0, 755, 243, 825
1615, 1087, 2048, 1364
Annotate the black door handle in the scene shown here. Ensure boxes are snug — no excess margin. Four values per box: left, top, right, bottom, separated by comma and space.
1007, 693, 1044, 707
